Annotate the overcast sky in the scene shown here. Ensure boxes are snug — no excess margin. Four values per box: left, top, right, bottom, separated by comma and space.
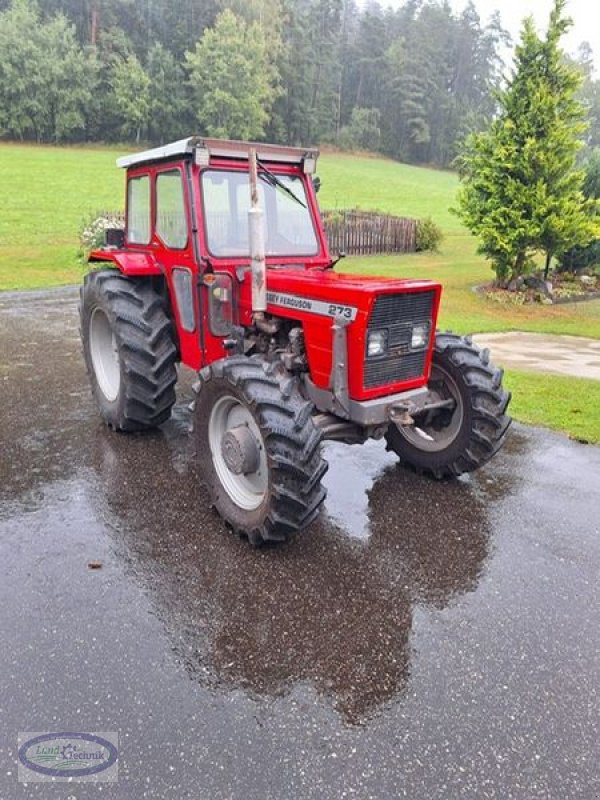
383, 1, 599, 72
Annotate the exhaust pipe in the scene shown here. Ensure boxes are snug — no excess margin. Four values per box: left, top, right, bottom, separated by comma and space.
248, 148, 267, 314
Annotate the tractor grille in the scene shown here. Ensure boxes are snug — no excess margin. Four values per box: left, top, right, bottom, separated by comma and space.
369, 290, 435, 327
364, 351, 427, 388
364, 290, 434, 389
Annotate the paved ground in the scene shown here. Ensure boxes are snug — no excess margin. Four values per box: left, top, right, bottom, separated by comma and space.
474, 331, 600, 380
1, 288, 599, 799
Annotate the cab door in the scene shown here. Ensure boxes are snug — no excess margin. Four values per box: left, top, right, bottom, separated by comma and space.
152, 166, 201, 369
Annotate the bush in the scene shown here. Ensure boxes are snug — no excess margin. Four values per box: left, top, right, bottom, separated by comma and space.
416, 217, 443, 252
558, 151, 600, 272
338, 108, 381, 152
558, 240, 600, 272
583, 149, 600, 200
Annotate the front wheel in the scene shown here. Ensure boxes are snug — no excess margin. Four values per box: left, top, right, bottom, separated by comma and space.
193, 357, 328, 545
385, 332, 511, 478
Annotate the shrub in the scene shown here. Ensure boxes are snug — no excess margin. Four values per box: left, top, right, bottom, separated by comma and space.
558, 240, 600, 272
416, 217, 443, 252
338, 108, 381, 152
79, 211, 124, 257
558, 151, 600, 272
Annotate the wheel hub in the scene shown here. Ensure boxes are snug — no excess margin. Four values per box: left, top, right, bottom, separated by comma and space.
208, 394, 268, 511
221, 425, 260, 475
394, 363, 464, 452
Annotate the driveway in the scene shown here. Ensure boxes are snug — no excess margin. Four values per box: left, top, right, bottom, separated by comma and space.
1, 288, 599, 799
474, 331, 600, 380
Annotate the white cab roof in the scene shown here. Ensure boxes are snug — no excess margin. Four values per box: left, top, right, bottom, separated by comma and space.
116, 137, 319, 170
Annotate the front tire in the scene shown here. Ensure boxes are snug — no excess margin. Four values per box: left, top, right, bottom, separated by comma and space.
385, 332, 511, 478
80, 270, 177, 431
193, 357, 328, 545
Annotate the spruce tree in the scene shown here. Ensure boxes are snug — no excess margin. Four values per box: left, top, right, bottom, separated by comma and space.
455, 0, 597, 284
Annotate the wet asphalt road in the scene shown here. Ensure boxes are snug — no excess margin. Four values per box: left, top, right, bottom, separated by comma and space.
1, 287, 599, 800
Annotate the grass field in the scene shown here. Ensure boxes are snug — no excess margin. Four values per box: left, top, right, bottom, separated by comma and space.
1, 142, 599, 441
0, 143, 124, 289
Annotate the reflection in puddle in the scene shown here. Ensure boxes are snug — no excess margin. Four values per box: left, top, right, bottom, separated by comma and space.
322, 439, 397, 540
86, 423, 505, 724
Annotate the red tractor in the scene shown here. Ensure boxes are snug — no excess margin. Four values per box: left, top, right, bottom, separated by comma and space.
80, 137, 511, 545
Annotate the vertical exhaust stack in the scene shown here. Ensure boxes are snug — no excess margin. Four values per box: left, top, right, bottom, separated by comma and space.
248, 148, 267, 314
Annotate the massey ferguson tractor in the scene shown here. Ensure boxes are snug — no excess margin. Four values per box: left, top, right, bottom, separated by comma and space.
80, 137, 511, 545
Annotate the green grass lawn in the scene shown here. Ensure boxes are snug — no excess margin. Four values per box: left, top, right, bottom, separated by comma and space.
505, 369, 600, 444
1, 142, 599, 442
0, 142, 125, 290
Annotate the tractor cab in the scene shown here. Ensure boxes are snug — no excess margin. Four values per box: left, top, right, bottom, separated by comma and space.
81, 136, 511, 545
117, 136, 328, 262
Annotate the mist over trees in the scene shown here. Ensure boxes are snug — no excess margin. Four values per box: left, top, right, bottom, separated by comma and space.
0, 0, 598, 167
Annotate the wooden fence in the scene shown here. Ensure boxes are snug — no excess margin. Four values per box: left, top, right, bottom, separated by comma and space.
322, 209, 417, 256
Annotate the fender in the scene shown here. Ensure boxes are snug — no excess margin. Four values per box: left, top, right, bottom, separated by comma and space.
88, 249, 163, 276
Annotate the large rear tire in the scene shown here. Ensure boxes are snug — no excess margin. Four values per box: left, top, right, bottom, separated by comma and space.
193, 357, 328, 545
385, 332, 511, 478
80, 269, 177, 431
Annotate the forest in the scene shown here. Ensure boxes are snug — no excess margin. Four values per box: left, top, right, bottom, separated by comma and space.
0, 0, 599, 166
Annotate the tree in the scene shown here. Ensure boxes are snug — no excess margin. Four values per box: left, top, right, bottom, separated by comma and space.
0, 0, 94, 143
185, 8, 279, 140
575, 42, 600, 152
146, 43, 189, 144
338, 107, 380, 150
455, 0, 597, 284
84, 25, 134, 142
559, 150, 600, 272
582, 149, 600, 199
112, 54, 150, 143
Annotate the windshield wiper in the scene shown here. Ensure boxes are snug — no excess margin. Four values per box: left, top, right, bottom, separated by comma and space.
256, 158, 307, 208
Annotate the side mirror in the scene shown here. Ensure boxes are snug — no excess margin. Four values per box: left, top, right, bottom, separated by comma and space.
312, 176, 321, 194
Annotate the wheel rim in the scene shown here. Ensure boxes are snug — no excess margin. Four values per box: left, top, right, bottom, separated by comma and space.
89, 307, 121, 402
397, 362, 464, 452
208, 395, 268, 511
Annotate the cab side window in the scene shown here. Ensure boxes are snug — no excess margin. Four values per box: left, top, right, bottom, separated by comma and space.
156, 171, 188, 249
127, 175, 151, 245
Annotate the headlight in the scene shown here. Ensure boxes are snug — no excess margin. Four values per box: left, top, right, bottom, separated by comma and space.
367, 329, 388, 357
411, 323, 430, 349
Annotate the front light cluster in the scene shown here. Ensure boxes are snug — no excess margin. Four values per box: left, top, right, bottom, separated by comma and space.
366, 323, 430, 358
367, 329, 388, 358
410, 323, 430, 350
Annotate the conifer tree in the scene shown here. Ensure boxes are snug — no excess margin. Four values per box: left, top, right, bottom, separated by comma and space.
455, 0, 597, 283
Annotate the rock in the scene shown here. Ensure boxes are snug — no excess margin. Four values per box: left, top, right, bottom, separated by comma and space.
524, 275, 542, 289
507, 276, 525, 292
580, 275, 595, 285
524, 275, 553, 297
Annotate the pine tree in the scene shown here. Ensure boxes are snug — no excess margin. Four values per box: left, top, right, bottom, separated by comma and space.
455, 0, 597, 283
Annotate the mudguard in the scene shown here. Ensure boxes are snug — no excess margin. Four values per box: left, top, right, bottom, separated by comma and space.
88, 249, 163, 276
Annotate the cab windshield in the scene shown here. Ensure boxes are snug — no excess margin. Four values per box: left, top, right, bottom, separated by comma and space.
201, 169, 319, 258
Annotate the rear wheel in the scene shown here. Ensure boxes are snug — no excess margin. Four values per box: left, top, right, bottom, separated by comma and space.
385, 332, 511, 478
193, 357, 328, 545
80, 269, 177, 431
